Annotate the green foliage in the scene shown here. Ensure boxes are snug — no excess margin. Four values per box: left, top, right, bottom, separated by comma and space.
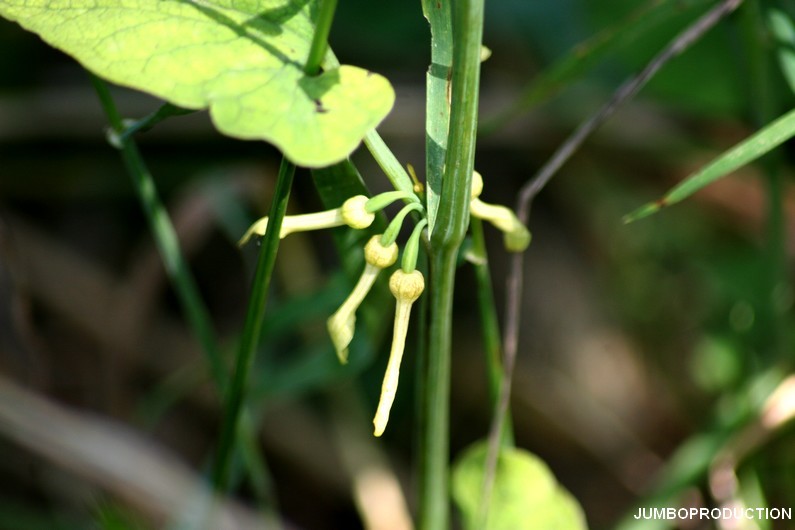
484, 0, 712, 129
624, 106, 795, 222
0, 0, 394, 167
7, 0, 795, 528
769, 6, 795, 94
421, 0, 452, 232
452, 442, 588, 530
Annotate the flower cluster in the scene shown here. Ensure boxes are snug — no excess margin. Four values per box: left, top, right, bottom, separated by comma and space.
239, 170, 528, 436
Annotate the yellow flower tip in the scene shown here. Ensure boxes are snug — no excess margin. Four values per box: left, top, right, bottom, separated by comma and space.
373, 414, 387, 437
389, 269, 425, 303
327, 257, 384, 365
372, 360, 399, 437
471, 170, 484, 200
341, 195, 375, 229
480, 45, 492, 62
504, 224, 532, 252
364, 236, 399, 268
238, 216, 270, 246
470, 198, 531, 252
327, 311, 355, 364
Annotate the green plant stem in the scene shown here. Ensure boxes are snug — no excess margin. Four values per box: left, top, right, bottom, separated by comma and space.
363, 131, 417, 196
92, 76, 279, 509
420, 0, 484, 528
469, 218, 513, 446
420, 251, 456, 530
212, 0, 338, 491
119, 103, 193, 142
213, 158, 296, 491
304, 0, 338, 76
90, 75, 226, 390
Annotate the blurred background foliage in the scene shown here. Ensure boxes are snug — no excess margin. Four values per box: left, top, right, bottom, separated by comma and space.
2, 0, 795, 529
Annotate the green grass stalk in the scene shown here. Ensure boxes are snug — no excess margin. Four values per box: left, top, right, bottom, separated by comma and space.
91, 76, 277, 508
212, 158, 295, 491
90, 75, 226, 389
469, 218, 514, 446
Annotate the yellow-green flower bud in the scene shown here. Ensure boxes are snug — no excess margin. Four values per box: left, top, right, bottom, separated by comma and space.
373, 269, 425, 437
341, 195, 375, 229
389, 269, 425, 303
469, 175, 531, 253
364, 235, 399, 268
504, 224, 532, 252
471, 170, 484, 200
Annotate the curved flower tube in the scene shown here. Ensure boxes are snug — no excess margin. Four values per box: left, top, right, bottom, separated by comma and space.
327, 235, 398, 364
373, 268, 425, 437
238, 195, 375, 246
469, 171, 531, 252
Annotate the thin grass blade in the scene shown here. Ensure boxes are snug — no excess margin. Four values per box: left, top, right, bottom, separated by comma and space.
624, 106, 795, 223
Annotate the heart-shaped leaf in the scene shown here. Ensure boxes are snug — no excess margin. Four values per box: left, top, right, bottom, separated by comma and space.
0, 0, 395, 167
452, 442, 588, 530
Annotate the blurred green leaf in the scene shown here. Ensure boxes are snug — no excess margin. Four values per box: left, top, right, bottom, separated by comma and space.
624, 106, 795, 222
484, 0, 711, 130
769, 8, 795, 94
95, 502, 151, 530
452, 442, 588, 530
0, 0, 394, 167
689, 335, 741, 392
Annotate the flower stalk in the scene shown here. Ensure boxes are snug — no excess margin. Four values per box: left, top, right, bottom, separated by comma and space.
239, 195, 374, 246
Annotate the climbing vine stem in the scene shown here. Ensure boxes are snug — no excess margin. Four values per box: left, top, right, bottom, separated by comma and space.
419, 0, 484, 527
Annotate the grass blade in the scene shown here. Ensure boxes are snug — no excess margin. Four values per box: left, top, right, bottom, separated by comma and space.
624, 106, 795, 223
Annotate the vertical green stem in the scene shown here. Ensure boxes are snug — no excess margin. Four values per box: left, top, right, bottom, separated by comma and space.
304, 0, 338, 76
213, 159, 295, 490
92, 76, 278, 509
212, 0, 338, 491
469, 218, 513, 446
420, 0, 484, 528
420, 251, 455, 530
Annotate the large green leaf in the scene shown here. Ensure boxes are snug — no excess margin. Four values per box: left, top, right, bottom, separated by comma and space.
0, 0, 395, 167
624, 106, 795, 222
452, 442, 588, 530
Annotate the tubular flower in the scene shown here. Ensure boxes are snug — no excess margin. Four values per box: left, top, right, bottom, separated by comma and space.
238, 195, 374, 246
469, 171, 531, 252
373, 269, 425, 437
327, 236, 398, 364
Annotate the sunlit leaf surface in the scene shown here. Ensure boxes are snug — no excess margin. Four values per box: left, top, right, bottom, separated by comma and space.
0, 0, 395, 167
